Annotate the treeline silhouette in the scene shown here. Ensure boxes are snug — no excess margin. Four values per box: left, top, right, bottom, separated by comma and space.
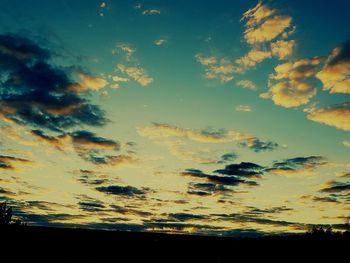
0, 202, 25, 228
0, 202, 349, 261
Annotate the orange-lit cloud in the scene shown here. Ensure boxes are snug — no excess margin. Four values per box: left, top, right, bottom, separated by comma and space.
271, 40, 295, 60
269, 80, 316, 108
305, 103, 350, 131
316, 42, 350, 94
79, 73, 108, 91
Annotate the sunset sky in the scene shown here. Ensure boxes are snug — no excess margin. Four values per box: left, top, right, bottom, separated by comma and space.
0, 0, 349, 236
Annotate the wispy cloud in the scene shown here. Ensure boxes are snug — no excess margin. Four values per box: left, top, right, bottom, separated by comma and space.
235, 104, 252, 112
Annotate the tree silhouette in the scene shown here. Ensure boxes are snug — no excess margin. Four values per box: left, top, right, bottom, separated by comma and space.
0, 202, 12, 226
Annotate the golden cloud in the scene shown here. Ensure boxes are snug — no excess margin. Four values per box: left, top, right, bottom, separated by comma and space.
117, 64, 153, 86
316, 45, 350, 94
269, 80, 316, 108
244, 15, 292, 45
305, 103, 350, 131
79, 73, 108, 91
236, 49, 272, 68
271, 40, 295, 60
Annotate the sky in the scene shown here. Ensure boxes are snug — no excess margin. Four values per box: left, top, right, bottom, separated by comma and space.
0, 0, 349, 236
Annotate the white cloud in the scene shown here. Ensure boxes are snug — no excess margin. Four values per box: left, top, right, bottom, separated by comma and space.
235, 105, 252, 112
142, 9, 161, 15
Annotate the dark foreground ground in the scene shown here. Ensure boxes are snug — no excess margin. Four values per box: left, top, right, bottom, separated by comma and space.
1, 226, 349, 261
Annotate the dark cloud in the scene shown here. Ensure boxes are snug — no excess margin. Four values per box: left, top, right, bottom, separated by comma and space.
245, 206, 293, 215
319, 181, 350, 193
218, 152, 238, 164
187, 182, 231, 196
167, 213, 208, 222
74, 169, 110, 186
96, 185, 148, 197
31, 128, 134, 167
267, 156, 327, 174
0, 33, 107, 132
327, 39, 350, 66
181, 168, 258, 187
110, 204, 152, 217
211, 213, 304, 229
83, 154, 136, 166
312, 196, 340, 203
0, 187, 15, 197
79, 201, 105, 212
239, 138, 280, 152
214, 162, 265, 178
17, 212, 85, 225
0, 154, 31, 170
70, 130, 120, 150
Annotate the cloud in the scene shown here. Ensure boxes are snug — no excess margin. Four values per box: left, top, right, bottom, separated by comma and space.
236, 49, 272, 68
182, 168, 258, 187
0, 155, 32, 170
319, 181, 350, 193
0, 187, 16, 197
195, 54, 217, 65
30, 129, 136, 167
96, 185, 148, 197
305, 102, 350, 131
343, 141, 350, 148
214, 162, 265, 178
236, 80, 257, 90
70, 130, 120, 150
78, 73, 108, 91
241, 2, 276, 28
239, 138, 280, 152
111, 75, 129, 82
0, 33, 108, 132
137, 122, 252, 143
30, 129, 70, 151
218, 152, 238, 164
165, 141, 219, 164
311, 196, 340, 203
243, 15, 292, 45
154, 38, 167, 46
269, 80, 317, 108
138, 123, 280, 162
78, 197, 105, 212
117, 64, 153, 86
166, 213, 208, 222
266, 57, 322, 108
195, 55, 241, 82
142, 9, 161, 15
235, 104, 252, 112
316, 40, 350, 94
83, 154, 138, 167
271, 40, 295, 60
267, 156, 327, 176
271, 57, 323, 80
187, 182, 231, 196
182, 162, 263, 187
110, 204, 152, 217
337, 172, 350, 178
112, 43, 136, 61
75, 169, 110, 186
